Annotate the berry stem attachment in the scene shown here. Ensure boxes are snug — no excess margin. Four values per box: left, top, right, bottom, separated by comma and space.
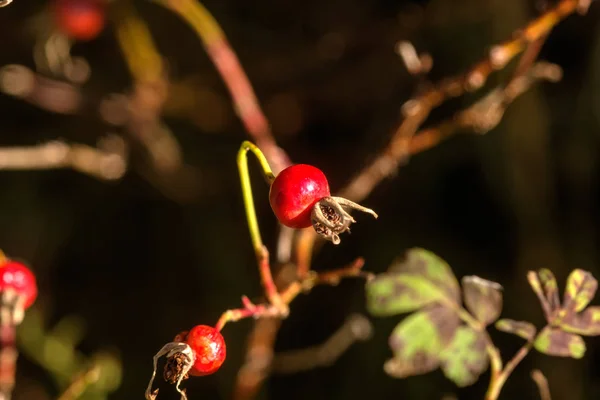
237, 141, 286, 313
214, 257, 370, 332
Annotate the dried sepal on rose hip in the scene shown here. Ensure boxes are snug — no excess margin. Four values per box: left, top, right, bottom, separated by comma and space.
0, 259, 38, 326
269, 164, 378, 244
146, 325, 226, 400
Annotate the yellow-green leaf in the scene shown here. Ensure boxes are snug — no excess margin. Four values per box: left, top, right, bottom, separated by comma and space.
538, 269, 560, 311
563, 269, 597, 313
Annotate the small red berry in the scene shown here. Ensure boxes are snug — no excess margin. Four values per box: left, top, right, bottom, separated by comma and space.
269, 164, 331, 229
268, 163, 378, 244
53, 0, 106, 42
0, 261, 37, 309
184, 325, 226, 376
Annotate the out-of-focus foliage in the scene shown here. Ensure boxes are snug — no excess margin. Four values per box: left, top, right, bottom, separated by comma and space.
367, 247, 600, 392
18, 306, 122, 399
366, 248, 493, 387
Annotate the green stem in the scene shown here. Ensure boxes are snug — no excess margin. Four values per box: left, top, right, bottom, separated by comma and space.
237, 141, 275, 251
484, 327, 545, 400
236, 141, 285, 312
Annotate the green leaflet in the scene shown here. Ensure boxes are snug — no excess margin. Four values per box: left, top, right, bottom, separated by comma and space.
439, 326, 489, 387
462, 276, 503, 326
495, 319, 536, 341
563, 269, 597, 313
366, 273, 449, 316
559, 306, 600, 336
534, 327, 586, 359
384, 306, 459, 379
388, 248, 460, 302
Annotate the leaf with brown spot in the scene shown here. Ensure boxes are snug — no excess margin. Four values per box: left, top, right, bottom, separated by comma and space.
439, 326, 489, 387
560, 306, 600, 337
462, 276, 503, 326
389, 248, 461, 303
534, 327, 586, 359
538, 269, 560, 312
366, 273, 449, 317
384, 306, 460, 379
563, 269, 597, 314
495, 319, 536, 341
527, 271, 552, 321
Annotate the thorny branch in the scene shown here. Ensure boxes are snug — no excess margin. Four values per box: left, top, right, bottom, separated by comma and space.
225, 0, 593, 398
0, 0, 594, 398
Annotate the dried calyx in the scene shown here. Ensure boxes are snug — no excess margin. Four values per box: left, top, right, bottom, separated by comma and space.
145, 342, 195, 400
311, 196, 378, 244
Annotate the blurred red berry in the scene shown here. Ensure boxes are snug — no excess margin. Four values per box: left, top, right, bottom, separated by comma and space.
184, 325, 226, 376
269, 164, 331, 228
53, 0, 105, 41
0, 261, 37, 309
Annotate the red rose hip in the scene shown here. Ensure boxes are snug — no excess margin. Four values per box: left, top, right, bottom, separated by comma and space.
185, 325, 226, 376
53, 0, 106, 41
269, 164, 331, 229
268, 163, 378, 244
0, 261, 37, 309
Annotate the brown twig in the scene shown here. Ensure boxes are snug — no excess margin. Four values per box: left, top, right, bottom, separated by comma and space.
271, 313, 373, 374
531, 369, 552, 400
0, 139, 127, 181
153, 0, 291, 174
296, 0, 582, 277
215, 257, 368, 332
146, 1, 590, 398
56, 364, 101, 400
340, 0, 583, 204
0, 325, 16, 400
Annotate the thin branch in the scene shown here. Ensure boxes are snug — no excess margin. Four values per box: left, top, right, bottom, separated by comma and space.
531, 369, 552, 400
296, 0, 582, 273
271, 313, 373, 374
340, 0, 583, 204
215, 257, 369, 332
56, 364, 101, 400
153, 0, 291, 173
407, 62, 562, 155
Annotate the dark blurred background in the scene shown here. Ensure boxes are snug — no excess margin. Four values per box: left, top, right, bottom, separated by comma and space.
1, 0, 600, 399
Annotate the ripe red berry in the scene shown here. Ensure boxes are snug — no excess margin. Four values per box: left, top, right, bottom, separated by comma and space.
53, 0, 106, 41
269, 164, 331, 228
0, 261, 37, 309
184, 325, 226, 376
